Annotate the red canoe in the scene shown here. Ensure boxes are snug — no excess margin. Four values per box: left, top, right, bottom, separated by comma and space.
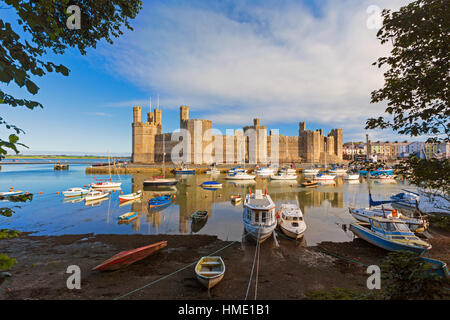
92, 241, 168, 271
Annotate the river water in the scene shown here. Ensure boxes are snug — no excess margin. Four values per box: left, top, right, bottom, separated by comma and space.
0, 160, 416, 246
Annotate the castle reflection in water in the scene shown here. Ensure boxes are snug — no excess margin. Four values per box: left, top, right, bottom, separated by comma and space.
124, 174, 344, 234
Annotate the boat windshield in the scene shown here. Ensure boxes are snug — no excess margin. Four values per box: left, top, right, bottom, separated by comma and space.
394, 223, 411, 232
380, 222, 396, 232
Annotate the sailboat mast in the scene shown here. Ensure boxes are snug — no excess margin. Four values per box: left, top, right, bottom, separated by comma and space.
163, 134, 165, 178
108, 150, 112, 181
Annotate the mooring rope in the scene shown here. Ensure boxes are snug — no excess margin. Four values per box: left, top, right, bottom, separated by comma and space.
114, 234, 246, 300
245, 228, 261, 300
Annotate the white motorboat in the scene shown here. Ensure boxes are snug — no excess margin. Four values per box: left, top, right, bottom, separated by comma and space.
344, 173, 360, 180
226, 172, 256, 180
119, 190, 143, 202
243, 189, 277, 243
279, 167, 296, 175
0, 190, 25, 197
270, 173, 298, 180
85, 190, 109, 202
277, 204, 306, 239
62, 187, 90, 197
328, 168, 347, 175
349, 207, 428, 232
313, 173, 336, 180
255, 167, 275, 176
206, 168, 221, 174
302, 168, 320, 175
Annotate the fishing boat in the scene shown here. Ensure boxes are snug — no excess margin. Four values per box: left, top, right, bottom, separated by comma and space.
302, 168, 320, 175
190, 210, 208, 220
349, 216, 431, 255
85, 190, 108, 202
195, 256, 225, 289
174, 164, 195, 174
92, 241, 168, 271
227, 166, 247, 174
301, 180, 319, 188
118, 211, 138, 222
119, 190, 143, 202
277, 204, 306, 240
243, 189, 277, 243
148, 194, 172, 208
226, 172, 256, 180
349, 207, 428, 232
201, 181, 222, 188
270, 173, 298, 180
144, 135, 178, 186
62, 187, 90, 197
0, 190, 25, 197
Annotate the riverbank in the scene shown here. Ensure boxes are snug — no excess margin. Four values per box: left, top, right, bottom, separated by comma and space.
1, 229, 448, 300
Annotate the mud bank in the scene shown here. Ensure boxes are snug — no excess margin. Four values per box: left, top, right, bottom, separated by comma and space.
0, 231, 448, 300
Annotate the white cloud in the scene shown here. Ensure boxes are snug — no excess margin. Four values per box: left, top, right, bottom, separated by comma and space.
99, 0, 413, 134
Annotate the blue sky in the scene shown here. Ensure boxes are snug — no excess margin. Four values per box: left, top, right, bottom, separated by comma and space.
1, 0, 415, 155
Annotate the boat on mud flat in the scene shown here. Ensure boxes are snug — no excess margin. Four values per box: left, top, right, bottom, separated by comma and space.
119, 190, 143, 202
118, 211, 138, 223
349, 216, 431, 255
301, 180, 319, 188
243, 189, 277, 243
420, 257, 449, 279
201, 181, 222, 189
92, 241, 168, 271
277, 204, 307, 240
348, 207, 428, 232
195, 256, 225, 289
62, 187, 90, 197
85, 190, 108, 202
148, 194, 172, 208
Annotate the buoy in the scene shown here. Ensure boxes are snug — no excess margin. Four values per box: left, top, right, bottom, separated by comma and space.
56, 191, 60, 194
40, 191, 43, 194
25, 191, 29, 194
83, 185, 87, 188
185, 192, 188, 195
173, 195, 176, 199
120, 191, 123, 194
205, 195, 208, 198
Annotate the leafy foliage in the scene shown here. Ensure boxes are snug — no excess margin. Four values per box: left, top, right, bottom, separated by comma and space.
380, 251, 449, 300
0, 0, 143, 156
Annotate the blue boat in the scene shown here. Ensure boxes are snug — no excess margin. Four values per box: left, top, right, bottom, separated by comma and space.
359, 169, 393, 176
201, 181, 222, 189
118, 211, 138, 222
149, 195, 172, 208
349, 216, 431, 255
420, 257, 449, 279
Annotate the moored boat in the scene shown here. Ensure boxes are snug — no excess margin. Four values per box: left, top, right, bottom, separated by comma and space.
313, 173, 336, 180
328, 168, 347, 175
62, 187, 90, 197
85, 190, 108, 202
243, 189, 277, 243
231, 194, 242, 203
349, 216, 431, 255
302, 168, 320, 175
92, 241, 168, 271
227, 166, 247, 174
118, 211, 138, 222
119, 190, 143, 202
226, 172, 256, 180
277, 204, 306, 239
270, 173, 298, 180
301, 180, 319, 188
90, 180, 122, 189
148, 194, 172, 208
174, 164, 195, 174
0, 190, 25, 197
190, 210, 208, 221
195, 256, 225, 289
201, 181, 222, 188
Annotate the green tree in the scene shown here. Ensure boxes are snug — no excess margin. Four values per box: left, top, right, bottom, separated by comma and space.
0, 0, 142, 273
1, 0, 143, 156
366, 0, 449, 201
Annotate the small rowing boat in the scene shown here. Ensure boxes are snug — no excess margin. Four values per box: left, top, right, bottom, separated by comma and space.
195, 256, 225, 289
92, 241, 168, 271
118, 211, 138, 222
119, 190, 143, 202
301, 180, 319, 188
190, 210, 208, 220
149, 194, 172, 208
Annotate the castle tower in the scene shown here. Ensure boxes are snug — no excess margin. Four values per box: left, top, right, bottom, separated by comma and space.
133, 106, 142, 123
132, 105, 158, 164
330, 128, 343, 161
180, 105, 189, 129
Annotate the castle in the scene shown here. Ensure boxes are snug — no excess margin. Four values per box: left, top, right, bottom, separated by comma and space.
132, 105, 343, 165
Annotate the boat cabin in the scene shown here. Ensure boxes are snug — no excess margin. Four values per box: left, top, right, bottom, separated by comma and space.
368, 217, 417, 240
244, 190, 276, 226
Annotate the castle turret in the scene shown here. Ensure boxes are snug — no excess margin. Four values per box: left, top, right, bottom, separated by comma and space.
133, 106, 142, 123
180, 105, 189, 128
132, 105, 158, 164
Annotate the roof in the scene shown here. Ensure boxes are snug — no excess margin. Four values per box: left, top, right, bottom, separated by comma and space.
245, 190, 274, 209
280, 204, 303, 217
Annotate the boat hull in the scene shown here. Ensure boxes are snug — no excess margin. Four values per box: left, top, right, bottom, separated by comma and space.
279, 225, 305, 240
244, 222, 276, 243
92, 241, 167, 271
144, 180, 178, 186
349, 223, 429, 255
